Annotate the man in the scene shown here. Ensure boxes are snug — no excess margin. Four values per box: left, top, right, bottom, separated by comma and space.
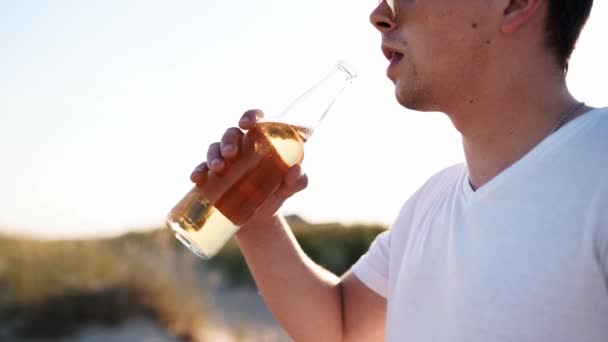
191, 0, 606, 340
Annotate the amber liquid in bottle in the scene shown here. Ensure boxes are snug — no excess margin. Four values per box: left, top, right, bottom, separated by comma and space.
166, 122, 312, 259
167, 61, 356, 259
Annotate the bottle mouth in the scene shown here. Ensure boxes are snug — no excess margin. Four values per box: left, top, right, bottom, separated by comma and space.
335, 60, 358, 82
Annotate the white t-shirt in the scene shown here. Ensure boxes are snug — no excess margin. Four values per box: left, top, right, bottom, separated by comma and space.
352, 108, 608, 342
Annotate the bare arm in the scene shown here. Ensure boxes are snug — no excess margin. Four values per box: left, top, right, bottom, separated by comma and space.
341, 270, 387, 342
191, 110, 386, 341
236, 215, 386, 342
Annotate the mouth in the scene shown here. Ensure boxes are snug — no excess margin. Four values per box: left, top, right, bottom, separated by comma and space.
382, 45, 404, 72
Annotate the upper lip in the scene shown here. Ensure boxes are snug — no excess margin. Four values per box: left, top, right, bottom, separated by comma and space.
381, 44, 404, 61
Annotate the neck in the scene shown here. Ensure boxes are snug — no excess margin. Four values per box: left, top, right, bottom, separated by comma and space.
448, 69, 579, 190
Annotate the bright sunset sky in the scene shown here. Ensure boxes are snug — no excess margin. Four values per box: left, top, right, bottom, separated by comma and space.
1, 1, 607, 238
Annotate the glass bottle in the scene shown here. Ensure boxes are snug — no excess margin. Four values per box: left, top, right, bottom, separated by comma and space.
166, 61, 357, 259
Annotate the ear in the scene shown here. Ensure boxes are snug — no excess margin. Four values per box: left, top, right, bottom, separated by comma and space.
501, 0, 544, 33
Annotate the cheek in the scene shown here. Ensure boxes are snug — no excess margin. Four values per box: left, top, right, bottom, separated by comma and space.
421, 5, 487, 52
408, 34, 461, 79
415, 20, 488, 76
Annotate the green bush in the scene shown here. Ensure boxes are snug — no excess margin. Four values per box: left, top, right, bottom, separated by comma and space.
208, 220, 386, 287
0, 231, 207, 341
296, 224, 386, 276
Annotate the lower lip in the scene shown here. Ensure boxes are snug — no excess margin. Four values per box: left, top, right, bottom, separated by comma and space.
387, 54, 403, 75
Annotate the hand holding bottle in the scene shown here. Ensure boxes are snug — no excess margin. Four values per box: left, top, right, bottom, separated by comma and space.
189, 109, 310, 227
166, 61, 356, 259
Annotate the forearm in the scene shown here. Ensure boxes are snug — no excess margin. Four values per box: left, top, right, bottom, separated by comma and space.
236, 214, 344, 342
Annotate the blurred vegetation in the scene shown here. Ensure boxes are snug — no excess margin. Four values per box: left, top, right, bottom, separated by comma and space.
0, 229, 207, 341
208, 216, 386, 287
0, 215, 385, 340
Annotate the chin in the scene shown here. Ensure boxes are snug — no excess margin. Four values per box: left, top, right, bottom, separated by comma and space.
395, 85, 425, 111
394, 80, 438, 112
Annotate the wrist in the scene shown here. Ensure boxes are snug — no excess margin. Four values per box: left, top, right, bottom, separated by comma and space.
236, 213, 285, 240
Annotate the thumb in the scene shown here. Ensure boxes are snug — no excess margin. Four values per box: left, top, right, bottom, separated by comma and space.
245, 165, 308, 222
274, 164, 308, 199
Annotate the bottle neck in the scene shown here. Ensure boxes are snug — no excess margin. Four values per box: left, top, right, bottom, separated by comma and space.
270, 61, 356, 131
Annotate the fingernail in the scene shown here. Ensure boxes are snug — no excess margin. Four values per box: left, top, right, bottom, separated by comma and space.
222, 144, 234, 154
194, 164, 206, 173
239, 116, 250, 124
210, 158, 222, 167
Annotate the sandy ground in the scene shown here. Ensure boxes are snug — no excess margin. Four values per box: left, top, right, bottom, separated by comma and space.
2, 265, 292, 341
7, 286, 290, 342
63, 317, 182, 342
55, 269, 289, 342
198, 269, 292, 341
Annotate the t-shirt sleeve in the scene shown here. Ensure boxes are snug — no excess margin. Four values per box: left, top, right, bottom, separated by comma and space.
351, 229, 391, 298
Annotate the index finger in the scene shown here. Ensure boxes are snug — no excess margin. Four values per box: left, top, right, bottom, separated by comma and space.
238, 109, 264, 130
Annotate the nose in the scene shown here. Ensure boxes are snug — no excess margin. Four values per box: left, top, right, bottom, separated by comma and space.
370, 1, 397, 33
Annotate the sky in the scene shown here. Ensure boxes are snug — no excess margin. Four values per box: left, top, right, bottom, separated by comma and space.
1, 1, 607, 239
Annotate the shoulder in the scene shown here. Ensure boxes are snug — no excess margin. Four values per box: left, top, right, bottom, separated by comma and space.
570, 106, 608, 142
586, 107, 608, 145
391, 163, 465, 228
404, 163, 466, 208
561, 107, 608, 170
422, 163, 466, 190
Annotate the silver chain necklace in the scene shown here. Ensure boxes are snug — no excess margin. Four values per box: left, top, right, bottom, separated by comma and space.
551, 101, 586, 133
